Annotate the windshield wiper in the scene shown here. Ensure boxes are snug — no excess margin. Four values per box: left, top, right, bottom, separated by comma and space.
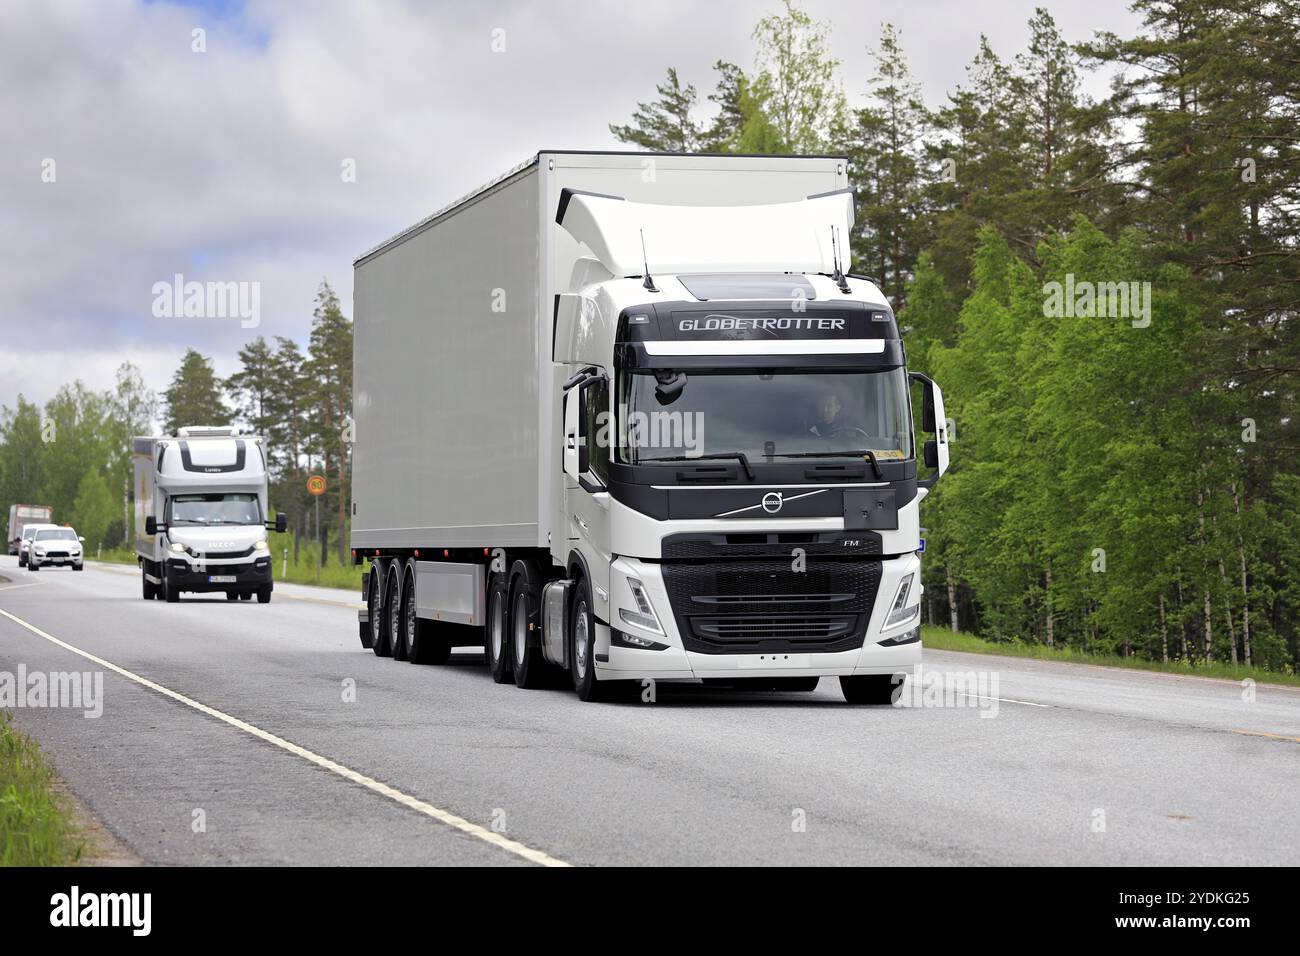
778, 450, 885, 479
645, 452, 756, 481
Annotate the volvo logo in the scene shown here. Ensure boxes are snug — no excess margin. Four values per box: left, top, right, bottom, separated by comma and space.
714, 488, 827, 519
761, 492, 784, 514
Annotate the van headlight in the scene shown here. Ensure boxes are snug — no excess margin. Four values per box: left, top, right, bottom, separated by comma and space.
169, 541, 188, 554
885, 573, 920, 629
619, 578, 664, 634
254, 539, 269, 553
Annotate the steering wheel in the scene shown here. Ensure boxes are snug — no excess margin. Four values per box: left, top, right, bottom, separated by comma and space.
825, 425, 873, 443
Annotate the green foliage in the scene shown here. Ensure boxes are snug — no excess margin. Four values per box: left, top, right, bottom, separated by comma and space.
71, 469, 115, 551
163, 348, 230, 433
0, 712, 85, 866
609, 67, 702, 152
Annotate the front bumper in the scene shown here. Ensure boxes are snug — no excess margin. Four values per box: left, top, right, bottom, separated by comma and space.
596, 553, 923, 682
165, 554, 272, 591
29, 552, 83, 568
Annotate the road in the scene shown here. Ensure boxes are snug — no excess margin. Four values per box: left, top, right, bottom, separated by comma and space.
1, 557, 1297, 866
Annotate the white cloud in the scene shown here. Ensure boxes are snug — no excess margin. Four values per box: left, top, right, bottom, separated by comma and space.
0, 0, 1139, 409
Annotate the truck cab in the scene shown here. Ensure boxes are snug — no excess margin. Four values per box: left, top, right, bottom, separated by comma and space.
134, 426, 286, 603
547, 189, 949, 702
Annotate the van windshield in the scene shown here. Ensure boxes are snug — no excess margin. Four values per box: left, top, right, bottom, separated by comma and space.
169, 493, 262, 526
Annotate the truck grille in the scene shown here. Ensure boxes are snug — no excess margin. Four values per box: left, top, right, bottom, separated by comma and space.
661, 558, 881, 654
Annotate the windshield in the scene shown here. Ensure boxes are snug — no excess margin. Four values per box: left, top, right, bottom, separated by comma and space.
616, 368, 913, 464
35, 529, 77, 541
169, 493, 262, 526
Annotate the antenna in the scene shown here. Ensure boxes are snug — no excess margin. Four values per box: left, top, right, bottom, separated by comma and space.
830, 227, 850, 294
640, 229, 659, 293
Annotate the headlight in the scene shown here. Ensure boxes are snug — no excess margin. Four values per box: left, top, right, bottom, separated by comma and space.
619, 578, 664, 634
253, 539, 269, 552
885, 573, 921, 629
169, 541, 187, 554
34, 548, 46, 556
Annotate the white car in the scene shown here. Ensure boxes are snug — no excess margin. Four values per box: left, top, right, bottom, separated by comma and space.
27, 527, 85, 571
18, 523, 59, 568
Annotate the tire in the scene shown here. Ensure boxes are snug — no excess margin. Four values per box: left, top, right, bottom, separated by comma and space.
369, 563, 391, 657
142, 570, 156, 600
840, 674, 904, 705
405, 568, 450, 664
256, 586, 272, 604
164, 570, 179, 602
386, 568, 406, 660
18, 554, 26, 568
485, 572, 514, 683
73, 564, 83, 572
28, 563, 38, 572
240, 591, 252, 601
226, 591, 238, 601
508, 560, 548, 688
570, 576, 624, 702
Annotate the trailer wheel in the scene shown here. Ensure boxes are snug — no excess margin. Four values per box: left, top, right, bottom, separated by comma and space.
508, 560, 550, 688
405, 568, 450, 664
486, 573, 514, 683
369, 562, 391, 656
839, 674, 904, 705
387, 568, 406, 660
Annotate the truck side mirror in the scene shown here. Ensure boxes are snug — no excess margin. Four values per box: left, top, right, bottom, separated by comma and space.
909, 372, 950, 489
924, 439, 938, 469
273, 512, 287, 533
145, 516, 161, 535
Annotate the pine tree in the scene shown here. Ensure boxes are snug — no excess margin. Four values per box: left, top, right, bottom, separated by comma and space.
609, 68, 702, 152
163, 349, 230, 433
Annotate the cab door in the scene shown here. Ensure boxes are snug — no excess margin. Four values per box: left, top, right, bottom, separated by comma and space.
563, 373, 612, 623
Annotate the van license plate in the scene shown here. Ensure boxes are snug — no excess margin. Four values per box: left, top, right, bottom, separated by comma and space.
208, 575, 237, 583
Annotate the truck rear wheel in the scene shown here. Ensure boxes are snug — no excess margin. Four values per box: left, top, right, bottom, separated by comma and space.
486, 573, 514, 683
401, 566, 450, 664
509, 560, 549, 688
387, 568, 406, 660
840, 674, 904, 705
369, 563, 391, 656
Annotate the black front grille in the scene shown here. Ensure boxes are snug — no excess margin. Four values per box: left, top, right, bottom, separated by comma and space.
204, 546, 255, 559
663, 531, 882, 561
42, 550, 70, 558
662, 558, 882, 654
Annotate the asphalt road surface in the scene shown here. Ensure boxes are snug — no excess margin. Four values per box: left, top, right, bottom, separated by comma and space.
2, 558, 1297, 866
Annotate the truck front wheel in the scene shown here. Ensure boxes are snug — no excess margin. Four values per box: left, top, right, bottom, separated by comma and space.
570, 578, 625, 702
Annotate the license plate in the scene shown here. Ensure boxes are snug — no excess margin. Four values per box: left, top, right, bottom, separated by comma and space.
208, 575, 237, 583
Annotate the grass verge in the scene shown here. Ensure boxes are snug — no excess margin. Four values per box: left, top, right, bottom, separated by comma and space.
0, 711, 85, 866
921, 625, 1300, 688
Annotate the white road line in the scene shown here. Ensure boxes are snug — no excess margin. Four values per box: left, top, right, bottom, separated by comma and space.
0, 581, 43, 592
0, 604, 571, 868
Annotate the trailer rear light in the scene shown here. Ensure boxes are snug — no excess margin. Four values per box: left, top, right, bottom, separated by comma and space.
884, 574, 920, 629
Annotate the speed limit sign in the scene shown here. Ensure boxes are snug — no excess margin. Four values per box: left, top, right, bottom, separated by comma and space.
307, 475, 327, 496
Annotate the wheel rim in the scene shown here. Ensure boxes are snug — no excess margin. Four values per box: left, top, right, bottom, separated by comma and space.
369, 573, 382, 644
489, 591, 504, 662
574, 599, 589, 679
405, 581, 416, 649
513, 591, 529, 668
388, 579, 401, 649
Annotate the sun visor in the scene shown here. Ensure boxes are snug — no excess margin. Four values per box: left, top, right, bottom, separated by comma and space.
556, 189, 854, 277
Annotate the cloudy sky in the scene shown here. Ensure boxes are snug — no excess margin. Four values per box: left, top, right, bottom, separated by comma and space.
0, 0, 1141, 410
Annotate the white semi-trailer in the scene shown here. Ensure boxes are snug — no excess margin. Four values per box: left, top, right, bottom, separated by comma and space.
8, 503, 53, 555
134, 426, 287, 603
351, 151, 949, 702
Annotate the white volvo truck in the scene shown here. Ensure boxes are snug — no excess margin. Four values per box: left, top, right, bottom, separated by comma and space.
351, 151, 949, 703
134, 426, 287, 603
